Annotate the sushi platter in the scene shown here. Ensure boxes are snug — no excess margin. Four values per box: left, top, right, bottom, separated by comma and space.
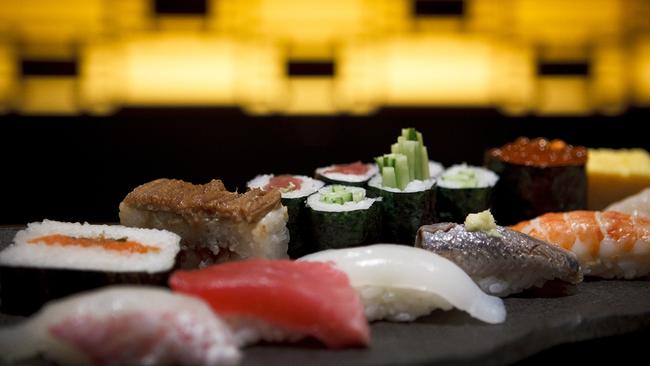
1, 129, 650, 365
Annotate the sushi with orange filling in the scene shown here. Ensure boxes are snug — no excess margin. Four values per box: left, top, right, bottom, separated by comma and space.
0, 220, 180, 315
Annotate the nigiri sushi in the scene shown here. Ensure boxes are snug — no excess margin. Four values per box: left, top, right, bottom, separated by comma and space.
512, 210, 650, 278
299, 244, 506, 324
606, 188, 650, 218
169, 259, 369, 348
0, 286, 240, 366
416, 211, 582, 297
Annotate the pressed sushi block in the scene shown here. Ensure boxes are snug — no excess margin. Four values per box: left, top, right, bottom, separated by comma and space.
0, 220, 181, 315
119, 178, 290, 267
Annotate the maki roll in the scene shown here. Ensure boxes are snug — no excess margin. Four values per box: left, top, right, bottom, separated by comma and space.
436, 164, 499, 223
0, 220, 181, 315
306, 185, 382, 250
369, 128, 437, 244
485, 137, 588, 225
315, 161, 378, 187
247, 174, 324, 258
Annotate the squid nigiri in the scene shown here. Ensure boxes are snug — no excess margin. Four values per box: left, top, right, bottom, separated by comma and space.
512, 211, 650, 279
0, 286, 240, 366
169, 259, 369, 348
299, 244, 506, 324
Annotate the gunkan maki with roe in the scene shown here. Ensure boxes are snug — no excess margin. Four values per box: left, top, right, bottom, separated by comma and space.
368, 128, 436, 244
485, 137, 588, 225
247, 174, 324, 257
307, 185, 381, 250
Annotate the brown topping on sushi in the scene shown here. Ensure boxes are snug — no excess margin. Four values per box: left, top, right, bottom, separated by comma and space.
121, 178, 282, 223
488, 137, 587, 167
28, 234, 160, 254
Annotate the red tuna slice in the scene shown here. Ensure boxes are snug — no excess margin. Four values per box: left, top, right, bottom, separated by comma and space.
263, 175, 303, 191
169, 260, 370, 348
324, 162, 371, 175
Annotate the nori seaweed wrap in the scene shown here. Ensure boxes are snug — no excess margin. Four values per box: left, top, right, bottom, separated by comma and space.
485, 137, 588, 225
307, 185, 382, 250
314, 162, 378, 187
247, 174, 324, 258
367, 175, 436, 244
436, 164, 499, 223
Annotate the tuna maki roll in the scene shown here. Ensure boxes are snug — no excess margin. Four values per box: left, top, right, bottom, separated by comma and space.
247, 174, 324, 258
315, 161, 378, 187
436, 164, 499, 223
0, 220, 181, 316
485, 137, 588, 225
307, 185, 381, 250
368, 128, 437, 244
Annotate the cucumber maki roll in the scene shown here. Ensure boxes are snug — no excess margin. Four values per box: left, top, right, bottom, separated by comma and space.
307, 185, 382, 250
369, 127, 437, 244
485, 137, 588, 225
435, 164, 499, 223
247, 174, 324, 258
314, 161, 378, 187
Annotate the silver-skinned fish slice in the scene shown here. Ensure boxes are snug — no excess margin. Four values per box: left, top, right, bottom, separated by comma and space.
416, 223, 583, 297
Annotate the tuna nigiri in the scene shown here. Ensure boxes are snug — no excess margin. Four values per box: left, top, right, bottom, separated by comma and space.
0, 286, 240, 366
169, 259, 369, 348
512, 211, 650, 279
300, 244, 506, 324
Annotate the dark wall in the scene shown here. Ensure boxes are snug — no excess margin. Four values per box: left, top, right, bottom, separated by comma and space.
1, 108, 648, 224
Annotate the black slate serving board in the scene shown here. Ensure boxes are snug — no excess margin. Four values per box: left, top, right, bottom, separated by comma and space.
1, 226, 650, 365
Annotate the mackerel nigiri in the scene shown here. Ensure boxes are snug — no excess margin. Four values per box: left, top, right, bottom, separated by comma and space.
0, 286, 240, 366
300, 244, 506, 324
169, 260, 369, 348
512, 210, 650, 279
416, 210, 582, 297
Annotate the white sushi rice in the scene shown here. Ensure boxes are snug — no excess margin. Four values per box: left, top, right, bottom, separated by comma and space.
368, 174, 436, 193
306, 186, 380, 213
247, 174, 324, 199
437, 164, 499, 189
0, 220, 180, 273
315, 164, 378, 183
428, 161, 445, 179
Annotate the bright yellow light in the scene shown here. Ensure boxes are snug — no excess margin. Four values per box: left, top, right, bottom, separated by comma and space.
633, 37, 650, 106
210, 0, 409, 58
513, 0, 623, 45
80, 35, 286, 112
0, 0, 104, 58
337, 36, 498, 109
0, 43, 16, 113
592, 44, 627, 115
536, 77, 590, 115
19, 77, 79, 115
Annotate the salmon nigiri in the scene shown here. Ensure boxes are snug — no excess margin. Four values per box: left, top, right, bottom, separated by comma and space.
169, 260, 369, 348
512, 211, 650, 279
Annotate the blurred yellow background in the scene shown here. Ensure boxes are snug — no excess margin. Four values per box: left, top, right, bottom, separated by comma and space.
0, 0, 649, 115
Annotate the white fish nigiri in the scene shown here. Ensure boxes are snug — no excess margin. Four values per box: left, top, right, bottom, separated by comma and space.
299, 244, 506, 324
0, 286, 240, 366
